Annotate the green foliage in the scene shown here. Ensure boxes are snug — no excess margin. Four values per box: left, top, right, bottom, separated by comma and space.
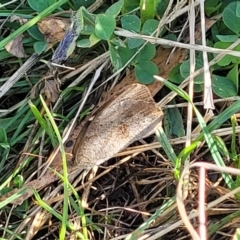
166, 0, 240, 101
222, 1, 240, 34
105, 0, 124, 17
180, 58, 204, 84
140, 0, 158, 23
214, 42, 240, 66
121, 15, 141, 32
28, 101, 58, 147
34, 41, 48, 54
27, 25, 44, 41
122, 0, 139, 14
205, 0, 222, 16
27, 0, 56, 12
212, 75, 237, 97
164, 101, 185, 138
156, 0, 169, 17
72, 0, 94, 9
134, 61, 159, 84
95, 14, 116, 40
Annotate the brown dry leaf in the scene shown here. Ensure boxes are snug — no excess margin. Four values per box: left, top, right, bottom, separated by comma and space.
38, 17, 70, 43
30, 79, 60, 103
41, 80, 60, 102
5, 34, 26, 58
10, 15, 28, 24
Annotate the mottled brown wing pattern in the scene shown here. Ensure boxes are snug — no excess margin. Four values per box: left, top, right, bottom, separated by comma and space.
73, 83, 163, 169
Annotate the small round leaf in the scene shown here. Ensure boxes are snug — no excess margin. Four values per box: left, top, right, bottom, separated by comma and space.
28, 0, 55, 12
168, 64, 185, 84
34, 41, 48, 54
28, 25, 44, 41
121, 15, 141, 32
180, 59, 203, 84
142, 19, 159, 35
212, 74, 237, 98
222, 2, 240, 35
135, 43, 156, 61
127, 38, 144, 49
134, 61, 159, 84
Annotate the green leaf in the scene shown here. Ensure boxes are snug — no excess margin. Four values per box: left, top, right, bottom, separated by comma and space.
122, 0, 139, 14
110, 37, 126, 47
227, 64, 239, 90
214, 41, 240, 66
27, 25, 44, 41
194, 83, 204, 93
28, 101, 49, 132
180, 58, 204, 84
34, 41, 48, 54
81, 6, 96, 29
95, 14, 116, 40
77, 34, 101, 48
236, 1, 240, 17
77, 38, 91, 47
109, 44, 122, 70
0, 127, 8, 147
106, 0, 124, 18
222, 2, 240, 34
168, 63, 185, 84
216, 35, 238, 42
156, 127, 177, 165
156, 0, 169, 17
140, 0, 156, 23
205, 0, 222, 17
127, 39, 144, 49
142, 19, 159, 35
117, 46, 136, 67
135, 43, 156, 61
28, 100, 57, 146
28, 0, 56, 12
72, 0, 94, 9
134, 61, 159, 84
82, 24, 95, 35
121, 15, 141, 32
13, 175, 24, 188
213, 135, 230, 159
164, 102, 185, 138
164, 33, 177, 41
212, 74, 237, 98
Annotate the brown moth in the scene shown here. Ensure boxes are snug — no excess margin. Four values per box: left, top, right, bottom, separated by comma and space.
72, 83, 163, 169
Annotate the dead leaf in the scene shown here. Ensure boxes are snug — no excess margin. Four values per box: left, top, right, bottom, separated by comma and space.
10, 15, 28, 24
5, 34, 26, 58
38, 17, 70, 43
41, 79, 60, 102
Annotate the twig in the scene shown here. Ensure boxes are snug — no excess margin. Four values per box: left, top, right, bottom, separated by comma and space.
0, 53, 41, 99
